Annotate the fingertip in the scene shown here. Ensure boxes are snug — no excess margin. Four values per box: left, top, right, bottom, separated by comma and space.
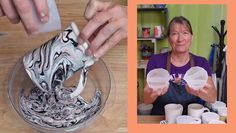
84, 0, 111, 20
84, 0, 97, 20
40, 12, 49, 23
84, 10, 93, 20
93, 52, 102, 59
33, 0, 49, 23
10, 17, 20, 24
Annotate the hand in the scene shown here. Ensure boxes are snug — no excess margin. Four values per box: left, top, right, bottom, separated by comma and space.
186, 77, 217, 103
82, 0, 127, 58
0, 0, 49, 35
143, 83, 168, 104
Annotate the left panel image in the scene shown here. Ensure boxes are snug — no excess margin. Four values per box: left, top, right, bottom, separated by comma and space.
0, 0, 127, 133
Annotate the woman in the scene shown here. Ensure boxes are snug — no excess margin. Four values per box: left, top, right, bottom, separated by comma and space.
143, 16, 217, 115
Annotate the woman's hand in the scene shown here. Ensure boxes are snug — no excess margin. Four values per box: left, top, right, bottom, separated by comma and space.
143, 83, 168, 104
186, 77, 217, 103
82, 0, 127, 58
0, 0, 49, 34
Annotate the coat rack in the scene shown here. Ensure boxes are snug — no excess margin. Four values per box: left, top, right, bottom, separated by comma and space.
212, 20, 227, 78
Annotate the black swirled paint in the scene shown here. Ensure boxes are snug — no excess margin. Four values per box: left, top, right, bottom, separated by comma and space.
20, 22, 102, 129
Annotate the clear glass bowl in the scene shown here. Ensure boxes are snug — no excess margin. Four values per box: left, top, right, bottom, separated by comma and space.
7, 57, 111, 133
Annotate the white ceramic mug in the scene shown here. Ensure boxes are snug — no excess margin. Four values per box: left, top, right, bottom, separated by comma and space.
217, 107, 227, 122
210, 101, 226, 112
188, 103, 210, 118
176, 115, 201, 124
138, 103, 153, 115
201, 112, 220, 124
165, 103, 183, 124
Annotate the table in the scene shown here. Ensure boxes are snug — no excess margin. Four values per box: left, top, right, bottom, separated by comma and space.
0, 0, 127, 133
138, 115, 165, 124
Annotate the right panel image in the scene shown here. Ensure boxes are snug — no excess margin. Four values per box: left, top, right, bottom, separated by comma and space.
137, 4, 227, 124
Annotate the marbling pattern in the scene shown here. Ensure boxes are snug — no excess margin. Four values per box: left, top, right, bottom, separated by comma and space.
19, 22, 102, 129
20, 87, 101, 128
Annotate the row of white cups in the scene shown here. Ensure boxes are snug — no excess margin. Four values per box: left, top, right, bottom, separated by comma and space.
164, 101, 227, 124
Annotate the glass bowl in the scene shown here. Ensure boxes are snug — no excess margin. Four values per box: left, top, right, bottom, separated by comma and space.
7, 57, 111, 133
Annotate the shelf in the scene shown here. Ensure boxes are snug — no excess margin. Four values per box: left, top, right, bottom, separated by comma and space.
137, 5, 168, 103
138, 60, 148, 69
137, 8, 167, 12
138, 64, 146, 69
137, 38, 156, 44
137, 36, 166, 41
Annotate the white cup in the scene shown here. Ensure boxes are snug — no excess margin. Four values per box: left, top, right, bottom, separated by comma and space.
188, 103, 210, 119
201, 112, 220, 124
211, 101, 226, 112
183, 66, 208, 90
146, 68, 170, 91
165, 104, 183, 124
217, 107, 227, 122
208, 120, 226, 124
176, 115, 201, 124
138, 103, 153, 115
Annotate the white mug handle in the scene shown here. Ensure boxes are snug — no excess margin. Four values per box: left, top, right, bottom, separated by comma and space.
178, 104, 184, 114
203, 107, 210, 112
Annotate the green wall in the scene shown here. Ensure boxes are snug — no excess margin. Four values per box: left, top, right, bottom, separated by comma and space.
168, 4, 226, 58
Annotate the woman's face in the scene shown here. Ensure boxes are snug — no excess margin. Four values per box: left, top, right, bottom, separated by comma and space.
168, 23, 193, 54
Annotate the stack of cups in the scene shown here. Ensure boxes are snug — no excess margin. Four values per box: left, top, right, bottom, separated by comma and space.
210, 101, 227, 122
164, 104, 183, 124
210, 101, 226, 112
217, 107, 227, 122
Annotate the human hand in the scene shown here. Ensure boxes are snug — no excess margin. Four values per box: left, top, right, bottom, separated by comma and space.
143, 83, 168, 104
82, 0, 127, 58
0, 0, 49, 35
186, 78, 217, 103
